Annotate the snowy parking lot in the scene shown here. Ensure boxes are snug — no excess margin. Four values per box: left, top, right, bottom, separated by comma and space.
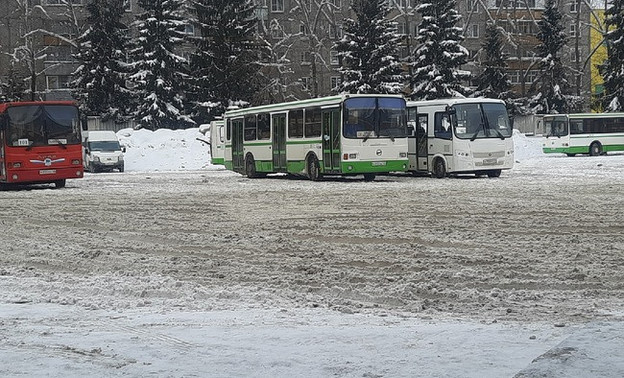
1, 132, 623, 377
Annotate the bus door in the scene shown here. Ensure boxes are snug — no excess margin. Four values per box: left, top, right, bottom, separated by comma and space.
430, 111, 453, 168
322, 107, 341, 173
416, 114, 429, 171
271, 113, 287, 171
231, 118, 244, 173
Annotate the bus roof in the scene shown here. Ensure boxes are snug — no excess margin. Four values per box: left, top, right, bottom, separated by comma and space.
223, 94, 405, 118
0, 101, 76, 113
407, 97, 506, 107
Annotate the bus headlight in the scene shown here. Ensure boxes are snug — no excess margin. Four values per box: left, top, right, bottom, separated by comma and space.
76, 170, 82, 177
12, 174, 18, 180
72, 159, 80, 165
94, 156, 100, 162
118, 156, 124, 162
399, 152, 407, 158
12, 162, 22, 168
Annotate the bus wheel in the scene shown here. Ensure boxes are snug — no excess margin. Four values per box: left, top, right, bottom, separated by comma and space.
245, 155, 257, 178
54, 179, 66, 189
307, 155, 321, 181
432, 158, 446, 179
363, 173, 375, 181
565, 153, 576, 157
487, 169, 502, 178
589, 142, 602, 156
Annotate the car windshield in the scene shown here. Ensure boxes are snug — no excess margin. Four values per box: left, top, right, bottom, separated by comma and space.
343, 97, 408, 139
6, 105, 81, 147
89, 140, 121, 151
453, 103, 512, 140
545, 116, 568, 137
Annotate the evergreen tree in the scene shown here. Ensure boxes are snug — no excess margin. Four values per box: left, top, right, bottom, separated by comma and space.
188, 0, 260, 123
409, 0, 471, 100
473, 23, 512, 101
72, 0, 131, 122
529, 0, 573, 114
600, 0, 624, 111
0, 64, 27, 102
334, 0, 403, 94
129, 0, 193, 130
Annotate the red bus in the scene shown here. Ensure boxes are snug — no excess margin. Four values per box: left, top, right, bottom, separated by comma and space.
0, 101, 84, 189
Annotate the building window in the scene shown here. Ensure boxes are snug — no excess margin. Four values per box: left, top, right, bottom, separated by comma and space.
271, 23, 284, 39
301, 77, 311, 91
184, 24, 195, 35
467, 24, 479, 38
123, 0, 131, 11
299, 24, 307, 35
330, 50, 339, 65
329, 0, 341, 7
465, 0, 478, 11
44, 0, 82, 4
570, 24, 576, 37
47, 75, 71, 90
331, 76, 341, 90
301, 51, 311, 64
570, 0, 579, 12
508, 70, 520, 84
271, 0, 284, 12
397, 22, 406, 36
329, 24, 343, 40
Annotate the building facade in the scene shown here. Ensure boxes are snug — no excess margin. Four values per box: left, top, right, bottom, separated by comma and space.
0, 0, 595, 109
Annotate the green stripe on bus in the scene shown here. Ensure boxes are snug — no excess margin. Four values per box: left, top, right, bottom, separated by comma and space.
225, 159, 408, 174
286, 139, 323, 145
211, 158, 225, 165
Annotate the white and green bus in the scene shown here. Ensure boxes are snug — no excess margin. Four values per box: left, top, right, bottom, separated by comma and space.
406, 98, 514, 178
542, 113, 624, 156
218, 94, 409, 180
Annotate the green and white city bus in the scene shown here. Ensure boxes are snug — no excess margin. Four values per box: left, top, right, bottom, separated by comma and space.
219, 94, 409, 181
542, 113, 624, 156
406, 98, 514, 178
209, 120, 225, 165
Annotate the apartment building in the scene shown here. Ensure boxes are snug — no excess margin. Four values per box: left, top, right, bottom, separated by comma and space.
0, 0, 594, 106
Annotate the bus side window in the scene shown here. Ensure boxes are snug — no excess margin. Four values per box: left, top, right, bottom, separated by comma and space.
288, 109, 303, 138
434, 112, 452, 140
244, 114, 257, 141
257, 113, 270, 140
226, 120, 231, 141
219, 126, 224, 143
304, 107, 321, 138
570, 120, 583, 134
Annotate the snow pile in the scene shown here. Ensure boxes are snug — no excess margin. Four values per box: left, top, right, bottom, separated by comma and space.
116, 127, 213, 172
513, 129, 544, 162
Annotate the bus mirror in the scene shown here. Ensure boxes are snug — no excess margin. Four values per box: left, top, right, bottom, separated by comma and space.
81, 118, 88, 131
445, 106, 456, 116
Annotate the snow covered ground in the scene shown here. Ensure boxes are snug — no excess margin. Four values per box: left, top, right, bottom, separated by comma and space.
1, 129, 623, 377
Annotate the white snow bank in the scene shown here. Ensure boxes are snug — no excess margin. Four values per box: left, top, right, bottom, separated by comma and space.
513, 129, 544, 162
116, 127, 213, 172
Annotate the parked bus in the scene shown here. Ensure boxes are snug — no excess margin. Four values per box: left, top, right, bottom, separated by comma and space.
406, 98, 514, 178
222, 94, 409, 181
542, 113, 624, 156
209, 119, 225, 166
0, 101, 83, 188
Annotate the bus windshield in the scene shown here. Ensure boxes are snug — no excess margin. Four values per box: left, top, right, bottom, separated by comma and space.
544, 116, 568, 137
343, 97, 408, 139
6, 105, 81, 147
453, 103, 512, 140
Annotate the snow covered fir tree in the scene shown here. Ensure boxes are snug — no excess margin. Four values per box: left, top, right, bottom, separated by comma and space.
128, 0, 193, 130
187, 0, 260, 123
72, 0, 132, 122
528, 0, 578, 114
473, 23, 512, 105
334, 0, 403, 94
600, 0, 624, 111
409, 0, 471, 100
